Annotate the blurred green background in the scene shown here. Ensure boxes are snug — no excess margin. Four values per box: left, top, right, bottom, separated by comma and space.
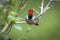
0, 0, 60, 40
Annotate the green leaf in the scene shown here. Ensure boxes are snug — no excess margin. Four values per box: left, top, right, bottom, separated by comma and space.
13, 24, 22, 31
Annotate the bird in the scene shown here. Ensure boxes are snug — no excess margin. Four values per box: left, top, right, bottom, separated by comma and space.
25, 9, 39, 25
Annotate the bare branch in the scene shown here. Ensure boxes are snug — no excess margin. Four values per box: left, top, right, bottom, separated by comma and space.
1, 21, 11, 33
40, 0, 44, 14
33, 8, 39, 14
34, 0, 44, 19
0, 19, 25, 33
16, 21, 26, 24
34, 0, 52, 19
44, 0, 52, 13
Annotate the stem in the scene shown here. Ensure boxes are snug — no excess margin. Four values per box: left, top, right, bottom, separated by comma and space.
0, 0, 16, 33
1, 21, 15, 33
35, 0, 52, 19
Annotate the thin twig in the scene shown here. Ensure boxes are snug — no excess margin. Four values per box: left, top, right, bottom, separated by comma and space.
34, 0, 52, 19
33, 8, 39, 14
1, 21, 11, 33
16, 21, 26, 24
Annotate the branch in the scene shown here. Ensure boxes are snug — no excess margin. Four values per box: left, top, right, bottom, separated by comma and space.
34, 0, 52, 19
0, 20, 15, 33
1, 21, 11, 33
34, 0, 44, 19
16, 21, 26, 24
1, 21, 26, 33
33, 8, 39, 14
44, 0, 52, 13
40, 0, 44, 14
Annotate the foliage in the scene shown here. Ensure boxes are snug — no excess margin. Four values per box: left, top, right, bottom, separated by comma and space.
0, 0, 27, 39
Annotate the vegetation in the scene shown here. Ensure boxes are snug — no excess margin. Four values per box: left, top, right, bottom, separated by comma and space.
0, 0, 27, 40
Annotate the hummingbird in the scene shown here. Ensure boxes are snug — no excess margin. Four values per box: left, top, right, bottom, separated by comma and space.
25, 9, 39, 25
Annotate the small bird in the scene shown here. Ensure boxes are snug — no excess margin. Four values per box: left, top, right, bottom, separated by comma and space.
25, 9, 39, 25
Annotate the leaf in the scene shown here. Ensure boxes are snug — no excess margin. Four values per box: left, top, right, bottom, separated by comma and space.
13, 24, 22, 31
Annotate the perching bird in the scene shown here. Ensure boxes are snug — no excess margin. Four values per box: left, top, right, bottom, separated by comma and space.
25, 9, 39, 25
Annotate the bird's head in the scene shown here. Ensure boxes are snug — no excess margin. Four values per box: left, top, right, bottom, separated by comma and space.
28, 9, 33, 15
